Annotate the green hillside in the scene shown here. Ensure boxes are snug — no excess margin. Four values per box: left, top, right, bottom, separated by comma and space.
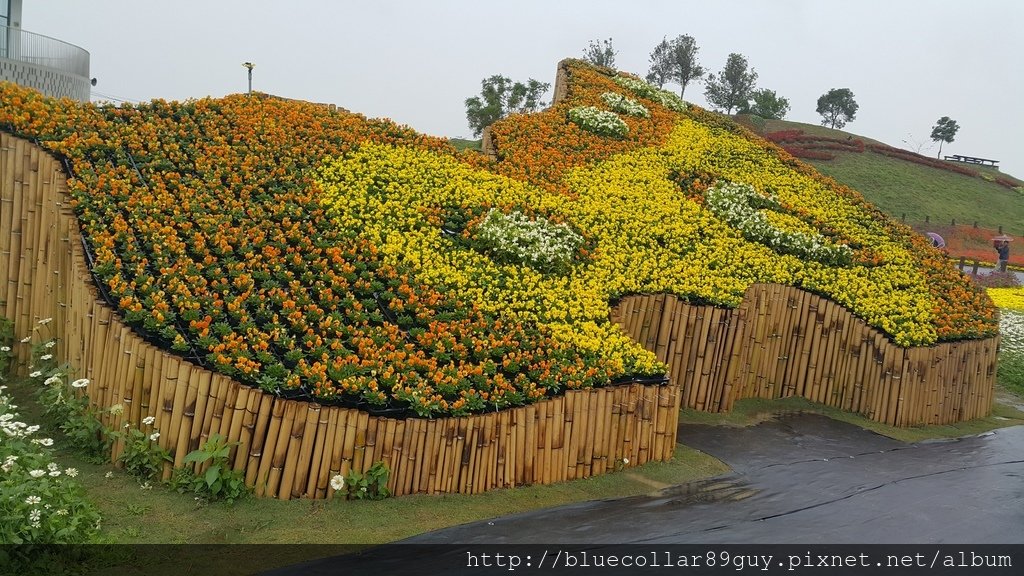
754, 118, 1024, 234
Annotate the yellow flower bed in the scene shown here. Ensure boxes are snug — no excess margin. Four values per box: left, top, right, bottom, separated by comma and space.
987, 287, 1024, 311
318, 116, 952, 355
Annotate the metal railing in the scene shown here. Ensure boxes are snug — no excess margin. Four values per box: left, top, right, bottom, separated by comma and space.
0, 25, 89, 78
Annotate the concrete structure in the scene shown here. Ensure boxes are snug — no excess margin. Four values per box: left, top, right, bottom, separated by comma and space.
1, 0, 90, 101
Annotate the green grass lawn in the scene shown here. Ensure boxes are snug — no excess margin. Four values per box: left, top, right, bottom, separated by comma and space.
7, 362, 1024, 574
449, 138, 482, 152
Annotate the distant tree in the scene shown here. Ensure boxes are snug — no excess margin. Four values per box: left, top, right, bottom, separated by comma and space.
583, 38, 617, 68
816, 88, 858, 129
704, 53, 757, 115
668, 35, 705, 98
739, 88, 790, 119
464, 75, 550, 137
645, 37, 674, 88
930, 116, 960, 158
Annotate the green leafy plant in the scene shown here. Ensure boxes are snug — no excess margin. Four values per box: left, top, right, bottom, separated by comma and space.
114, 418, 171, 483
0, 317, 13, 378
36, 373, 112, 464
343, 461, 392, 500
175, 433, 249, 503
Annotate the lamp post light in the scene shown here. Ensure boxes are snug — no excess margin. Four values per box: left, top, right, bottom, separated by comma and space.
243, 62, 255, 95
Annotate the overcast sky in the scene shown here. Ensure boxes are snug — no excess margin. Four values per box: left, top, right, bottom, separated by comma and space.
27, 0, 1024, 178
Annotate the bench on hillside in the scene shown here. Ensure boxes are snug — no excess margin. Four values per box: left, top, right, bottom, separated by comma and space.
944, 154, 999, 167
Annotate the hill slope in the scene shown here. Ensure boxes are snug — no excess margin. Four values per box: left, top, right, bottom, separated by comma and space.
746, 118, 1024, 235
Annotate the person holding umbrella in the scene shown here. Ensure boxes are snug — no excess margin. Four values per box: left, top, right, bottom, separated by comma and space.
993, 234, 1013, 272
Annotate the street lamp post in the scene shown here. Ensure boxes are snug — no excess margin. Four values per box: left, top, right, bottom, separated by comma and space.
243, 62, 255, 95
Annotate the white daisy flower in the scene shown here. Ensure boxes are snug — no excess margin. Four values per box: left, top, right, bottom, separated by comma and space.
149, 432, 160, 441
29, 371, 42, 378
40, 354, 52, 361
71, 378, 89, 388
330, 474, 345, 491
65, 468, 78, 477
142, 416, 155, 426
24, 496, 41, 505
29, 469, 45, 478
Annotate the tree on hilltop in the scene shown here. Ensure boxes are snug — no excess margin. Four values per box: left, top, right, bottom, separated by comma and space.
645, 37, 674, 88
668, 35, 705, 98
704, 53, 757, 115
816, 88, 858, 129
464, 75, 551, 137
930, 116, 960, 158
739, 88, 790, 120
646, 34, 706, 98
583, 38, 617, 68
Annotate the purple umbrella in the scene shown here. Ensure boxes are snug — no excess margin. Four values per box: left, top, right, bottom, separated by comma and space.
926, 232, 945, 248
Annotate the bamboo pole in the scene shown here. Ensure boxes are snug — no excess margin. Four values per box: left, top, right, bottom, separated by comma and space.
263, 399, 293, 498
521, 404, 535, 485
419, 417, 438, 493
396, 418, 416, 496
290, 403, 320, 499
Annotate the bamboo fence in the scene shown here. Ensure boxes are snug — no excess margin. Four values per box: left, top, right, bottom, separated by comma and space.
611, 286, 999, 426
0, 134, 679, 498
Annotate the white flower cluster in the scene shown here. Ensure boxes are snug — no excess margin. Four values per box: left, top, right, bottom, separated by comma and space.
600, 92, 649, 118
705, 181, 853, 266
1, 412, 45, 440
612, 76, 687, 112
567, 106, 629, 138
0, 385, 88, 537
999, 310, 1024, 353
476, 209, 584, 273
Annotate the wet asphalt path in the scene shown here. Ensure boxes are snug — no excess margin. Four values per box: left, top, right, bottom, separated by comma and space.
404, 413, 1024, 544
264, 413, 1024, 575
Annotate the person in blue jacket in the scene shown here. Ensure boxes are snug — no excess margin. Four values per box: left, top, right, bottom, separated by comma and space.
996, 240, 1010, 272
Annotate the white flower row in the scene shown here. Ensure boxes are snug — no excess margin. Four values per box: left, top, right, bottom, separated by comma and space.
476, 209, 584, 272
600, 92, 649, 118
705, 181, 853, 266
567, 106, 629, 138
612, 75, 687, 113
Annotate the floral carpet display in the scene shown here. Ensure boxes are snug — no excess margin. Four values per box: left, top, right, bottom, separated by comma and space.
0, 59, 998, 421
